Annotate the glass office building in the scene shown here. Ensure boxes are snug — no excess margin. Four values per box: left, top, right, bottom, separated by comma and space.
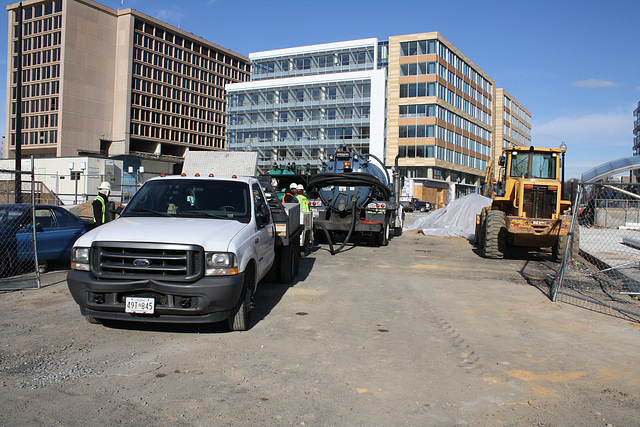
226, 39, 387, 174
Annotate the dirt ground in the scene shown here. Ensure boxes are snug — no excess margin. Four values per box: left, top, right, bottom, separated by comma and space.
1, 216, 639, 426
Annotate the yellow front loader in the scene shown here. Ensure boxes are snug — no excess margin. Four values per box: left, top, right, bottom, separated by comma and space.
476, 145, 575, 261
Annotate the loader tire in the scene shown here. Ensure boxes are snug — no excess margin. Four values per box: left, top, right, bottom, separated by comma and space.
552, 225, 580, 262
483, 210, 506, 259
475, 207, 487, 246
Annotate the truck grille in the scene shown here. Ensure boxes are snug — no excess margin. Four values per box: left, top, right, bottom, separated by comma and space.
523, 185, 556, 218
91, 242, 203, 282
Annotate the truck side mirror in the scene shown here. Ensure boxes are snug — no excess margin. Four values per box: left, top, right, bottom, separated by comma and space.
256, 203, 271, 228
498, 156, 505, 167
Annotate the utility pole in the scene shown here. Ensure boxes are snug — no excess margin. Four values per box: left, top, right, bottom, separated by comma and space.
14, 2, 23, 203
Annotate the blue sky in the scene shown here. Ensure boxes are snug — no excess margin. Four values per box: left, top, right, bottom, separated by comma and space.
1, 0, 638, 179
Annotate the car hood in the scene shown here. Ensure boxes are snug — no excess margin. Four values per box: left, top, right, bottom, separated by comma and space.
74, 217, 249, 252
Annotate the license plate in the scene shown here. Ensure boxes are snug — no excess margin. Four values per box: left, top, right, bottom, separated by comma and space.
125, 297, 155, 314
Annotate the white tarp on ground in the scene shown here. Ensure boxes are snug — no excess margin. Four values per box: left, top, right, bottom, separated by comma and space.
404, 193, 492, 241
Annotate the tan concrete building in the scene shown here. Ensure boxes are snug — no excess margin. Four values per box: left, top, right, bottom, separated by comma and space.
387, 32, 521, 206
491, 88, 531, 179
5, 0, 249, 160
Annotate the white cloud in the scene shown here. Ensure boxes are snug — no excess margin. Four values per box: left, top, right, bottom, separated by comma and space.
571, 79, 619, 88
533, 113, 631, 146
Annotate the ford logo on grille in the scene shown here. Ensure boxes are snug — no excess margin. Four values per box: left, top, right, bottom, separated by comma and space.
133, 259, 151, 267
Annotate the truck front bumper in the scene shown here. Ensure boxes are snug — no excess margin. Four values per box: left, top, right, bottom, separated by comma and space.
67, 270, 244, 323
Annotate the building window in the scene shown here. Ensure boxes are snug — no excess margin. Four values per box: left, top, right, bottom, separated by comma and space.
400, 40, 428, 56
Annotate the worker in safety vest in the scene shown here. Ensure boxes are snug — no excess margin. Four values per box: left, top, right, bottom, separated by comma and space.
295, 184, 310, 213
282, 182, 298, 203
92, 181, 111, 227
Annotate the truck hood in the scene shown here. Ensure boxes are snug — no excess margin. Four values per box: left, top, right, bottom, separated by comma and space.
74, 217, 249, 252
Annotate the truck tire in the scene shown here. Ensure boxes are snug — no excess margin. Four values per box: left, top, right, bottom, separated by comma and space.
420, 206, 426, 212
279, 245, 297, 284
265, 249, 280, 283
84, 315, 103, 324
483, 210, 506, 259
229, 269, 253, 331
301, 230, 313, 257
376, 221, 390, 246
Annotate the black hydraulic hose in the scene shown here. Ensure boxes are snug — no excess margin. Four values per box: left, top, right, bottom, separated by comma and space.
364, 152, 391, 185
307, 173, 392, 202
316, 196, 359, 256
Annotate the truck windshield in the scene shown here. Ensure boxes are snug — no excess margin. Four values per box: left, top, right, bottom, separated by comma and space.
122, 179, 251, 223
510, 152, 557, 179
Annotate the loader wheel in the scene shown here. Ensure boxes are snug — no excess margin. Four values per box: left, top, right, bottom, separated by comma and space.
552, 225, 580, 262
475, 207, 487, 246
483, 210, 506, 259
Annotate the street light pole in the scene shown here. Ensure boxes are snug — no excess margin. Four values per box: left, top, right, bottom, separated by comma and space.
560, 141, 567, 199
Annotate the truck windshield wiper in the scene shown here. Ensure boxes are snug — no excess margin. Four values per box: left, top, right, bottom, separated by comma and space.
128, 209, 170, 217
175, 211, 231, 220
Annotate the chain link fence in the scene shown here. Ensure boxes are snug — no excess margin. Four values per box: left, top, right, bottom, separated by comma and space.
551, 182, 640, 322
0, 168, 41, 290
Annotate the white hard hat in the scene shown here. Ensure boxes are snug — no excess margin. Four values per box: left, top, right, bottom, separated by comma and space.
296, 184, 304, 191
98, 181, 111, 191
289, 182, 298, 190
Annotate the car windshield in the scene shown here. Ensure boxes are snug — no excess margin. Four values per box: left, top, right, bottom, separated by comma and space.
122, 179, 251, 223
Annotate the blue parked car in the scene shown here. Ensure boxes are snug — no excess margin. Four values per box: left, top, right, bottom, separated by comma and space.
0, 204, 91, 276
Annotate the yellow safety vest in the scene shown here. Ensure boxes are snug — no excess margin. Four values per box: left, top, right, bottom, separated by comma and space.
91, 194, 106, 224
296, 194, 310, 212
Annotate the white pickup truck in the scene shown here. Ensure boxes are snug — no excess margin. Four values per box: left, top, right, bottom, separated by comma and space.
67, 174, 301, 331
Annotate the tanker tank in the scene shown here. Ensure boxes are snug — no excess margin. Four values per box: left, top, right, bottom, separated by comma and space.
307, 145, 402, 253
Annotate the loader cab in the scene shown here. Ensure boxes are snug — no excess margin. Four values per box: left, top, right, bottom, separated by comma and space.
495, 146, 565, 218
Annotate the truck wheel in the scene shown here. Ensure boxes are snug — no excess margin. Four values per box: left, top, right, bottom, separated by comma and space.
265, 247, 281, 283
376, 221, 390, 246
301, 230, 313, 257
279, 245, 296, 284
314, 229, 326, 244
420, 206, 426, 212
483, 210, 506, 259
84, 315, 103, 324
229, 271, 253, 331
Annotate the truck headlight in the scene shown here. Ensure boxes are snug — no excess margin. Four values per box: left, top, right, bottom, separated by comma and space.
205, 252, 238, 276
71, 247, 90, 271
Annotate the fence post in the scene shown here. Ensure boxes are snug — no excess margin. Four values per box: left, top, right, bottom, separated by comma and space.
551, 183, 583, 301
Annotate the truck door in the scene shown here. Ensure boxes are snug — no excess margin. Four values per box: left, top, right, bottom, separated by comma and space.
252, 183, 275, 279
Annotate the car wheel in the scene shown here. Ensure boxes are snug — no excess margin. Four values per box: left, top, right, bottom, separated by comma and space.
0, 249, 11, 278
